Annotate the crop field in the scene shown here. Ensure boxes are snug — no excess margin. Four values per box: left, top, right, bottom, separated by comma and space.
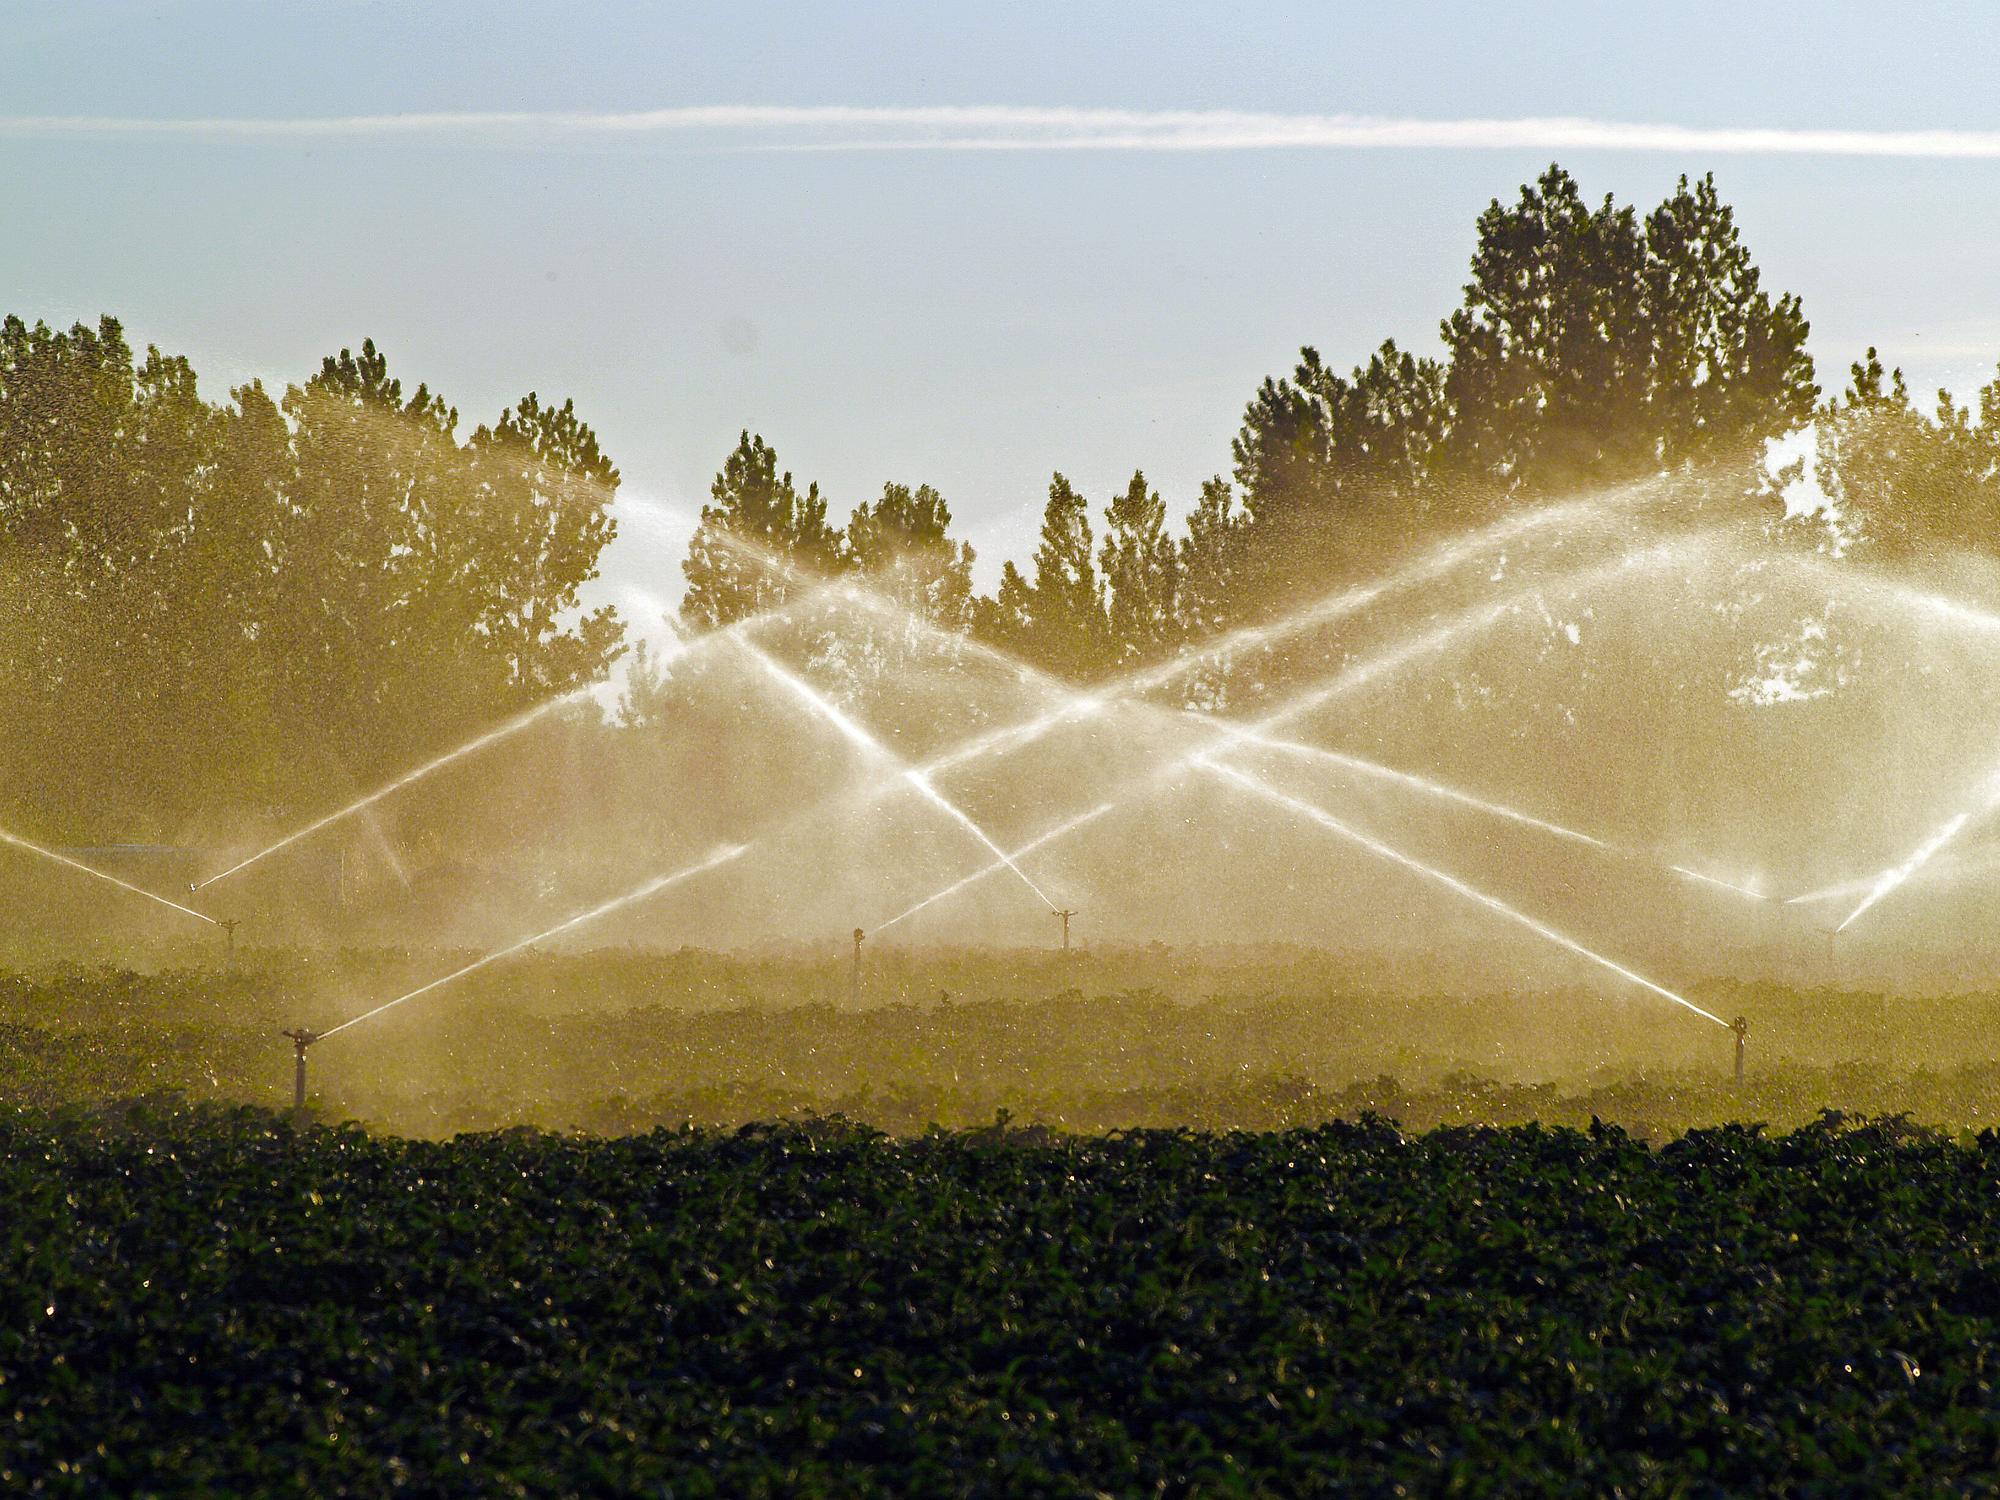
7, 1103, 2000, 1497
7, 949, 2000, 1139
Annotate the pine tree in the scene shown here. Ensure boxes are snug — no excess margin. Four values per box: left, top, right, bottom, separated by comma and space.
844, 481, 975, 632
680, 431, 840, 630
1099, 469, 1179, 663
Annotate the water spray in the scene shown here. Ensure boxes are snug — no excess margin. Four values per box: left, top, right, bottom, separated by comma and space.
870, 803, 1116, 934
0, 826, 220, 928
313, 842, 748, 1044
190, 688, 599, 895
729, 633, 1062, 913
860, 535, 1729, 949
1197, 758, 1731, 1031
1835, 801, 1989, 935
189, 578, 845, 902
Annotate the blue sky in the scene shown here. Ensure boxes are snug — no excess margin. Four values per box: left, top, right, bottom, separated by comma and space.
6, 1, 2000, 631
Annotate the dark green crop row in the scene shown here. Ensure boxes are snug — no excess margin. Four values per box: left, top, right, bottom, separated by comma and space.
6, 1104, 2000, 1496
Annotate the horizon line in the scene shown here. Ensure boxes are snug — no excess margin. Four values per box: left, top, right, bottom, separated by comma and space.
5, 106, 2000, 159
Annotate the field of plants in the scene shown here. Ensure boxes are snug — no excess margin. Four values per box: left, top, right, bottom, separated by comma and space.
5, 949, 2000, 1139
8, 1102, 2000, 1495
10, 953, 2000, 1491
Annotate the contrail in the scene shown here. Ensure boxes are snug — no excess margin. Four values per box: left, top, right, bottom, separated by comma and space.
1199, 760, 1730, 1030
12, 106, 2000, 161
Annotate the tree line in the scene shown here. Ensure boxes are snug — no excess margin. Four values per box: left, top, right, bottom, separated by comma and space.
676, 167, 1820, 683
0, 163, 1984, 845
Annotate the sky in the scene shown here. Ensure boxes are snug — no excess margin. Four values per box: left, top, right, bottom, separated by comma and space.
5, 0, 2000, 642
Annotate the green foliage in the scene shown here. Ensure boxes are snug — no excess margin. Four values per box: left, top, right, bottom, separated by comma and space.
1098, 469, 1179, 664
680, 431, 841, 629
0, 322, 625, 842
6, 1103, 2000, 1494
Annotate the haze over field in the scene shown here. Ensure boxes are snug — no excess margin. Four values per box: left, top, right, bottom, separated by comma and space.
7, 3, 2000, 1107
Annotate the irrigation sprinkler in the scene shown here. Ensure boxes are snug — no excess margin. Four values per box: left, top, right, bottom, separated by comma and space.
1053, 907, 1076, 952
1731, 1016, 1748, 1086
851, 927, 864, 1005
220, 918, 239, 970
280, 1027, 318, 1113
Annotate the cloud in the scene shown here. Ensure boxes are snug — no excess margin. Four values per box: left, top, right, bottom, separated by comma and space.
7, 105, 2000, 159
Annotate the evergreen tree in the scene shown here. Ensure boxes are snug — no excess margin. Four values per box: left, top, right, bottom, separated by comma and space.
680, 431, 840, 630
1441, 166, 1654, 494
1177, 476, 1246, 640
1230, 340, 1448, 607
976, 473, 1108, 678
845, 481, 975, 632
1099, 469, 1179, 663
1642, 174, 1817, 466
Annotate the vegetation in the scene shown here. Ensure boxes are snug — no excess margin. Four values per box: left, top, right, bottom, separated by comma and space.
7, 1103, 2000, 1495
6, 954, 2000, 1142
11, 160, 1975, 854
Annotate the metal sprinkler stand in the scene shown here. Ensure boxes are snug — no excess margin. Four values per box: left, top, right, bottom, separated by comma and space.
851, 927, 865, 1006
281, 1027, 318, 1114
1730, 1016, 1748, 1086
1052, 907, 1076, 953
220, 918, 240, 971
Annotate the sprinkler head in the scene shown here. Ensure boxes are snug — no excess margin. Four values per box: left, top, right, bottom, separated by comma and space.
281, 1026, 319, 1054
1730, 1016, 1748, 1039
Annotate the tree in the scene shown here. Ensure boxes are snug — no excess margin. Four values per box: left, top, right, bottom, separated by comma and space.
1642, 174, 1817, 466
1796, 348, 1999, 559
467, 393, 624, 697
680, 431, 840, 630
974, 473, 1111, 677
1442, 166, 1816, 495
1440, 166, 1654, 494
844, 481, 975, 633
1177, 476, 1246, 640
1099, 469, 1179, 663
0, 320, 626, 843
1230, 340, 1448, 608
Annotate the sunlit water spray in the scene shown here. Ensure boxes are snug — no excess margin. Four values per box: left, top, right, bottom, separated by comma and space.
1196, 759, 1730, 1029
0, 827, 218, 927
192, 578, 849, 897
917, 492, 1670, 782
316, 842, 749, 1040
1836, 806, 1985, 934
1665, 865, 1771, 903
728, 633, 1062, 912
1216, 728, 1609, 848
192, 686, 598, 894
872, 802, 1117, 933
866, 532, 1728, 937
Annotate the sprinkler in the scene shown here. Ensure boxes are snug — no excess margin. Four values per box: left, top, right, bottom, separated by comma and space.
1052, 907, 1076, 952
220, 918, 240, 970
1730, 1016, 1748, 1086
851, 927, 864, 1006
280, 1027, 318, 1113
